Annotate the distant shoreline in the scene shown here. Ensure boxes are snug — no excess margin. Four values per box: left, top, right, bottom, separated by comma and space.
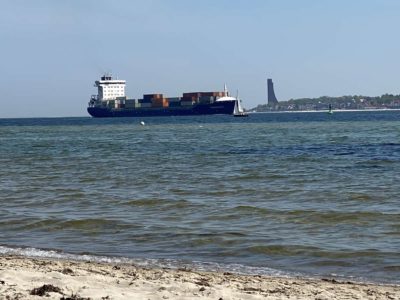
249, 108, 400, 113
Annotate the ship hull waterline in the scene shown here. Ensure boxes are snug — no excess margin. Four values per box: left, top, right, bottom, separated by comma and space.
88, 101, 236, 118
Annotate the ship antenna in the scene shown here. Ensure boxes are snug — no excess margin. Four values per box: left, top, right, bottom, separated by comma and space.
224, 83, 229, 96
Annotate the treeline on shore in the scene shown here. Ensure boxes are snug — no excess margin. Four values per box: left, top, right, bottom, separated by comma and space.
251, 94, 400, 111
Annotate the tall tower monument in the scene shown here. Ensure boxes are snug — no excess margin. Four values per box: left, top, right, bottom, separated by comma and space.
267, 78, 278, 106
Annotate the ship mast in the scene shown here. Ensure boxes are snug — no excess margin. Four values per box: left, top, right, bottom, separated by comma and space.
224, 83, 229, 96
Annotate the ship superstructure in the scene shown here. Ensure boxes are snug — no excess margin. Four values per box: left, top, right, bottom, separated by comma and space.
95, 74, 126, 100
89, 74, 126, 108
88, 75, 240, 118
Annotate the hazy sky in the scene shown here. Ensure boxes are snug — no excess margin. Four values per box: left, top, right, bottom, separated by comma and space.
1, 0, 400, 117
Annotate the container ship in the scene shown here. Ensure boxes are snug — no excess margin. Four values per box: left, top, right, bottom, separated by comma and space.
87, 75, 243, 118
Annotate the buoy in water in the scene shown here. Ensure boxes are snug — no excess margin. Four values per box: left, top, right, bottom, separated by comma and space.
140, 121, 145, 126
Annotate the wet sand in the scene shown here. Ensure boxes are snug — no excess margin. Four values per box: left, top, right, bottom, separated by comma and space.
0, 255, 399, 300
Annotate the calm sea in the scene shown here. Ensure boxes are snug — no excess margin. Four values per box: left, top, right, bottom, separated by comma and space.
1, 111, 399, 283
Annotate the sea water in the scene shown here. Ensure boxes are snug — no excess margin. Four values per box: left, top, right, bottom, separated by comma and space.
0, 111, 399, 283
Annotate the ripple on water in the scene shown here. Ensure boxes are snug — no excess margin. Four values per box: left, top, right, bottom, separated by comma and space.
1, 114, 400, 283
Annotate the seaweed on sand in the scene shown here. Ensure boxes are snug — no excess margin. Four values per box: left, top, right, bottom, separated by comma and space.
30, 284, 62, 296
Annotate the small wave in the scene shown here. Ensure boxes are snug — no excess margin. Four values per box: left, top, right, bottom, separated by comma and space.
248, 244, 319, 256
226, 207, 399, 225
124, 199, 195, 210
286, 210, 399, 225
334, 151, 355, 156
1, 244, 398, 284
381, 142, 400, 147
383, 265, 400, 272
124, 198, 168, 207
168, 188, 193, 196
349, 193, 373, 201
13, 218, 130, 232
354, 159, 397, 170
0, 245, 287, 277
60, 218, 122, 230
247, 244, 392, 260
311, 260, 352, 267
229, 205, 270, 215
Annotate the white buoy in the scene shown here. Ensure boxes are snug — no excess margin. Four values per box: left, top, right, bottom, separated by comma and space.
140, 121, 145, 126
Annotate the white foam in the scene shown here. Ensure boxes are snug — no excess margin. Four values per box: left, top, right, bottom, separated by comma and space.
0, 245, 288, 277
3, 245, 393, 284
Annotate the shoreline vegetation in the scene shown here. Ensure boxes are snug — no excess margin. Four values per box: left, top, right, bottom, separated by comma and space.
251, 94, 400, 112
249, 108, 400, 113
1, 255, 399, 300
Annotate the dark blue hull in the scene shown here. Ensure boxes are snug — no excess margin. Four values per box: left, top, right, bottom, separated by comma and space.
88, 101, 236, 118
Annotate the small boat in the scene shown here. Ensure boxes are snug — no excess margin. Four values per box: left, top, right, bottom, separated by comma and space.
233, 96, 248, 117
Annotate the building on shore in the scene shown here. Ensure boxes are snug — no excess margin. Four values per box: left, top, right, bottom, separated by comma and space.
267, 78, 278, 106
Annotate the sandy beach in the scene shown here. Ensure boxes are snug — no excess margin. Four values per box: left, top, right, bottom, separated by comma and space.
0, 255, 398, 300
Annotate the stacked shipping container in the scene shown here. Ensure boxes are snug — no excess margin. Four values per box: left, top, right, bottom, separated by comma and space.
103, 91, 226, 110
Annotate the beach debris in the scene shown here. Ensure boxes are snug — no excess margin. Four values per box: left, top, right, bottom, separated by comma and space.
199, 287, 206, 292
321, 278, 339, 284
128, 271, 139, 280
30, 284, 62, 296
6, 292, 24, 299
385, 292, 396, 300
61, 268, 74, 275
321, 278, 354, 284
242, 286, 265, 293
60, 293, 91, 300
0, 279, 4, 284
194, 278, 210, 287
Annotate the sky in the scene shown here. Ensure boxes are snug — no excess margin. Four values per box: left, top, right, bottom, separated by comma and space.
1, 0, 400, 117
